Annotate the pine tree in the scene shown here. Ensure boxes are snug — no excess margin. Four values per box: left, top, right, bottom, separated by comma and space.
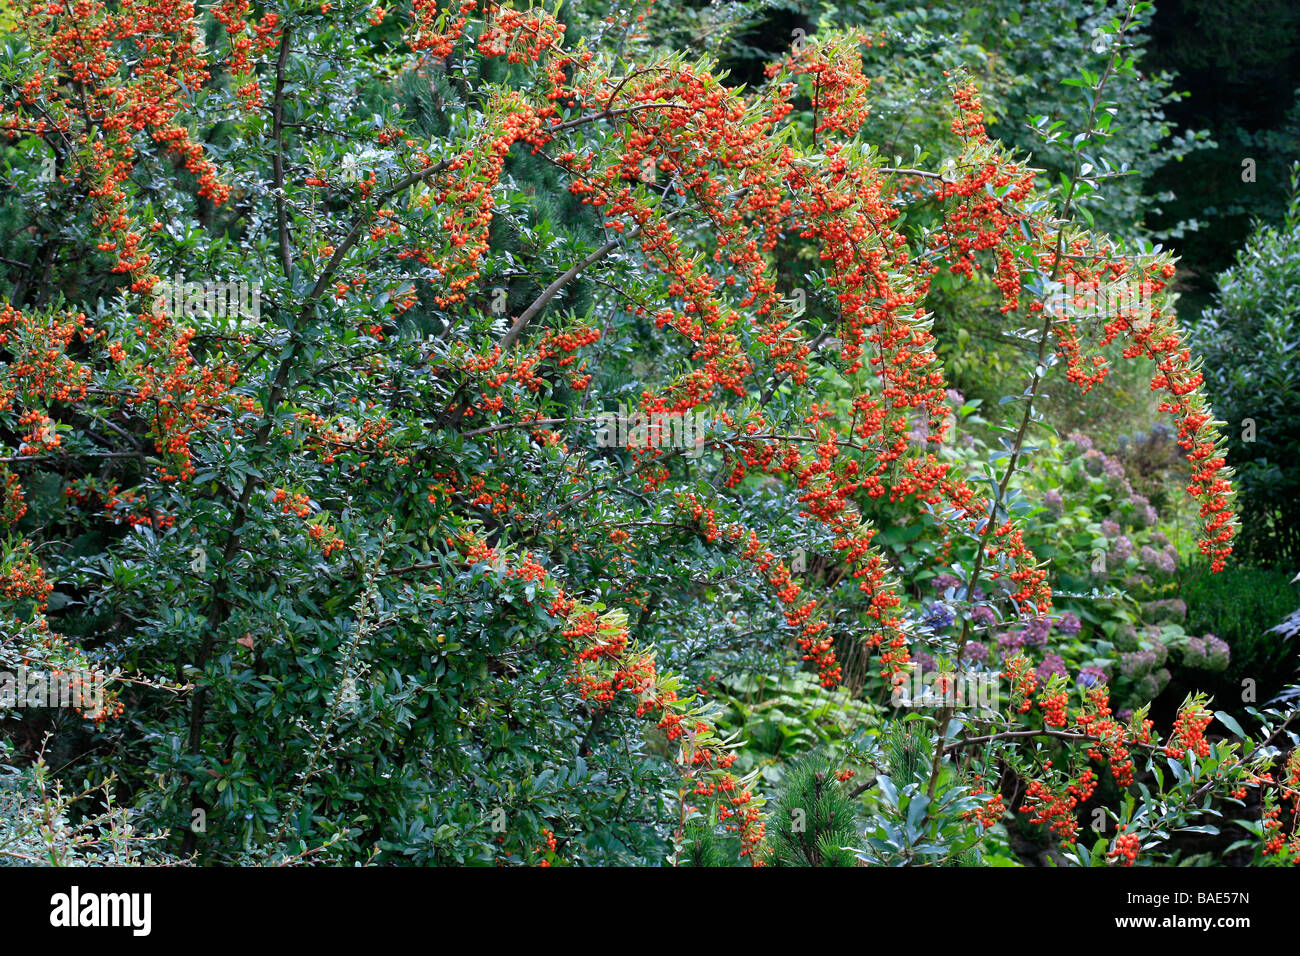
766, 754, 861, 866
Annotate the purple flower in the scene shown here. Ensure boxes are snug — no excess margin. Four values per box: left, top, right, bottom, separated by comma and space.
1101, 519, 1121, 540
1036, 653, 1068, 683
921, 603, 955, 633
1147, 635, 1169, 667
1114, 625, 1139, 652
1149, 600, 1190, 624
1205, 634, 1230, 670
931, 574, 962, 594
963, 641, 990, 664
914, 651, 937, 673
1024, 617, 1051, 647
1055, 611, 1082, 637
1136, 668, 1171, 700
1125, 571, 1153, 591
1120, 648, 1158, 678
1044, 489, 1064, 515
1131, 494, 1158, 528
997, 630, 1025, 654
1185, 633, 1230, 672
1140, 545, 1176, 575
1108, 535, 1133, 568
1142, 598, 1186, 623
1077, 665, 1109, 689
972, 604, 997, 628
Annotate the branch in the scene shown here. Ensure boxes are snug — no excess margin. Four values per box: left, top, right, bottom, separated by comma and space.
271, 28, 294, 279
926, 3, 1142, 802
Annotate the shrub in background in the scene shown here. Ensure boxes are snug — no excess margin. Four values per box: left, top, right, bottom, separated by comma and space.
1192, 166, 1300, 565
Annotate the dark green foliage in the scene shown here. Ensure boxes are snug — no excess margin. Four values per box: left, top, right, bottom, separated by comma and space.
796, 0, 1203, 432
1193, 171, 1300, 564
766, 754, 861, 866
3, 0, 1291, 872
884, 722, 932, 790
836, 0, 1205, 239
678, 822, 732, 868
1177, 560, 1300, 704
1144, 0, 1300, 285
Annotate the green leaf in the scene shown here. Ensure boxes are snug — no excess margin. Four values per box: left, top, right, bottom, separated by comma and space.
1214, 711, 1246, 739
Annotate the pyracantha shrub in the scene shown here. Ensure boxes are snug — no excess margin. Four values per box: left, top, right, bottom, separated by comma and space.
0, 0, 1284, 867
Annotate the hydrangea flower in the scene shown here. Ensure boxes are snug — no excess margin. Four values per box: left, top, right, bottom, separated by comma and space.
1120, 648, 1159, 678
1136, 668, 1171, 700
1114, 624, 1140, 652
1125, 571, 1153, 591
1205, 634, 1230, 670
1077, 665, 1109, 689
1131, 494, 1158, 527
1024, 617, 1051, 647
1108, 535, 1133, 567
1163, 543, 1179, 570
1056, 611, 1082, 637
931, 573, 962, 594
997, 630, 1025, 654
1142, 598, 1186, 622
921, 603, 955, 633
1145, 545, 1176, 574
1183, 633, 1231, 672
1036, 653, 1068, 683
1146, 632, 1170, 666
